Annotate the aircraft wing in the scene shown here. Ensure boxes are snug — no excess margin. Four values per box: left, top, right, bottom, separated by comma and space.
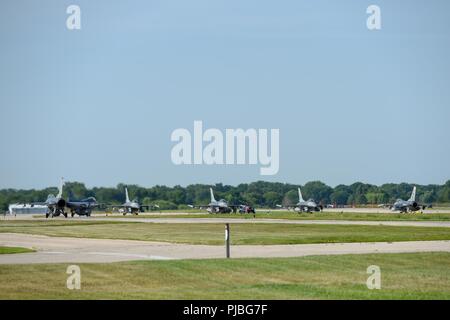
71, 202, 102, 210
138, 204, 160, 211
276, 204, 298, 210
28, 202, 50, 207
105, 203, 127, 208
188, 204, 214, 209
104, 204, 128, 211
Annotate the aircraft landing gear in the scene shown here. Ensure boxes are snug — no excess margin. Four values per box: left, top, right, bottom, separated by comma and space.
49, 208, 56, 218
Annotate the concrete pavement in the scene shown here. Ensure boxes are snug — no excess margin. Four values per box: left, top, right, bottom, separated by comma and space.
1, 233, 450, 264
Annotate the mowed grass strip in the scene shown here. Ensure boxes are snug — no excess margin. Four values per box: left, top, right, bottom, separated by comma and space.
100, 211, 450, 221
0, 252, 449, 299
0, 246, 35, 254
2, 220, 450, 245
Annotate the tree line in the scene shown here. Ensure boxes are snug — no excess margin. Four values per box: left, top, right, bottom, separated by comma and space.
1, 180, 449, 211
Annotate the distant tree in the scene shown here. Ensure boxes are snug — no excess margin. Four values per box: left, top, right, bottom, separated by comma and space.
302, 181, 333, 204
142, 197, 154, 206
64, 182, 88, 200
437, 186, 450, 203
167, 186, 186, 205
365, 192, 387, 204
347, 195, 355, 206
330, 191, 350, 205
283, 190, 299, 207
0, 196, 6, 211
355, 194, 368, 205
242, 192, 260, 206
420, 191, 436, 204
263, 191, 281, 207
194, 187, 210, 205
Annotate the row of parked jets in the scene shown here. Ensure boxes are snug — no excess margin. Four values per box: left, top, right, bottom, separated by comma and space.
31, 178, 154, 218
279, 186, 428, 214
30, 179, 427, 218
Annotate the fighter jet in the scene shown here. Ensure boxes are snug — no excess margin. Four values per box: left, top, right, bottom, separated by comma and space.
33, 178, 68, 218
110, 187, 157, 215
294, 188, 323, 212
205, 188, 233, 213
44, 178, 69, 218
35, 178, 99, 218
190, 188, 254, 214
278, 187, 323, 213
390, 186, 426, 213
66, 192, 99, 217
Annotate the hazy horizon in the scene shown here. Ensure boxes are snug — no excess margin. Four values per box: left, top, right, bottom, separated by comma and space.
2, 178, 449, 192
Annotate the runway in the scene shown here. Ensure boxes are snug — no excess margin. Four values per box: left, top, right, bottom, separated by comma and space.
1, 233, 450, 264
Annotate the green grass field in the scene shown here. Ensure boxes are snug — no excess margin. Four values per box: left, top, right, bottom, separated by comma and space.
0, 246, 34, 254
96, 211, 450, 221
2, 220, 450, 245
1, 252, 449, 299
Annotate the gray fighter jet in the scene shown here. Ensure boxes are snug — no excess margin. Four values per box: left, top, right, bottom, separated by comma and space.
45, 178, 68, 218
390, 186, 426, 213
110, 187, 157, 215
32, 178, 67, 218
190, 188, 254, 214
278, 187, 322, 213
294, 188, 323, 213
36, 178, 100, 218
207, 188, 233, 213
66, 192, 99, 217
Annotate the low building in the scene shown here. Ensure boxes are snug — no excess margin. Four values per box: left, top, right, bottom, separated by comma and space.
8, 204, 48, 215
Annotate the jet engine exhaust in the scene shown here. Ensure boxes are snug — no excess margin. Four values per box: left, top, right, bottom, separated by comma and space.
57, 199, 66, 208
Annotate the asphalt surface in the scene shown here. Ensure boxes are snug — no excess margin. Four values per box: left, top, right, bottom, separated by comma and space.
1, 233, 450, 264
2, 211, 450, 264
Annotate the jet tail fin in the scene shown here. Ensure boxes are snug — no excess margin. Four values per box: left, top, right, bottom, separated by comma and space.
57, 177, 64, 199
210, 188, 216, 203
408, 186, 417, 202
125, 187, 130, 203
298, 188, 305, 202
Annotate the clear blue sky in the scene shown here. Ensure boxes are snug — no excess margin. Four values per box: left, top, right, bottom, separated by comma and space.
1, 0, 449, 189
